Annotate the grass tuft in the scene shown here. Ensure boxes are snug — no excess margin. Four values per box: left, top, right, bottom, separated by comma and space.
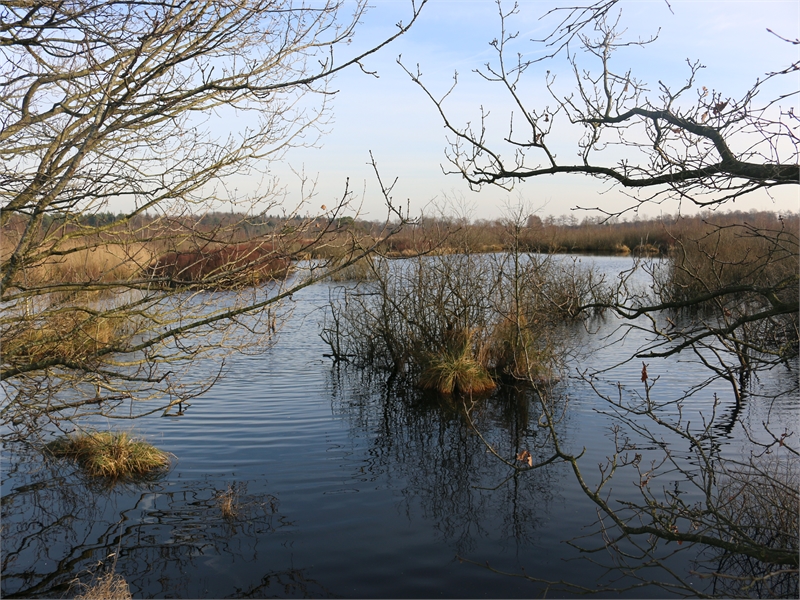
46, 431, 170, 480
215, 484, 240, 519
418, 329, 496, 395
73, 571, 132, 600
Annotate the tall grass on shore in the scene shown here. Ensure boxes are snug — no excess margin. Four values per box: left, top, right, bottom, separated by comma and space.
367, 209, 795, 258
4, 309, 133, 369
0, 236, 153, 293
326, 254, 379, 282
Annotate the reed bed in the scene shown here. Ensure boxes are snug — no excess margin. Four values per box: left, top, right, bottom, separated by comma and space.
2, 239, 154, 289
327, 254, 380, 282
3, 309, 131, 367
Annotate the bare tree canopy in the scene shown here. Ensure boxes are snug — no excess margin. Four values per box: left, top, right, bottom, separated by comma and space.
398, 1, 799, 594
401, 0, 799, 215
0, 0, 425, 431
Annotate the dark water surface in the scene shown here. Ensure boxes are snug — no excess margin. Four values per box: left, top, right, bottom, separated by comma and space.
2, 256, 796, 598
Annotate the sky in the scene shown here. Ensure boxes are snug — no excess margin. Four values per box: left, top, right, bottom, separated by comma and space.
259, 1, 800, 222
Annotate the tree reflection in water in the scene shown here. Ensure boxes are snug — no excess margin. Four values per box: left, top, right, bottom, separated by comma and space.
0, 442, 317, 598
6, 335, 781, 597
328, 366, 567, 557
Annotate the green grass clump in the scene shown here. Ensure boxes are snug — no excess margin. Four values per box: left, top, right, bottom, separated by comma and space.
418, 330, 496, 395
46, 431, 170, 480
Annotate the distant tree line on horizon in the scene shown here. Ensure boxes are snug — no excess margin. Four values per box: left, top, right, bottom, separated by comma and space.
7, 208, 794, 258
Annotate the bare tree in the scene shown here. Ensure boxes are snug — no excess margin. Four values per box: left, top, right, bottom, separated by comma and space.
401, 1, 799, 595
0, 0, 425, 435
400, 0, 798, 214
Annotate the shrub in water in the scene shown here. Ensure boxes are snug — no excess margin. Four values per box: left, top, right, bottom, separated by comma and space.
487, 314, 554, 383
323, 237, 610, 393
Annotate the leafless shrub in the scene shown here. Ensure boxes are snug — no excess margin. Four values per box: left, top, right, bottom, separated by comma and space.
323, 231, 609, 392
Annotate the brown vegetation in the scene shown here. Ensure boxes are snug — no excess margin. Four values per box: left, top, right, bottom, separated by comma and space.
323, 238, 607, 394
72, 571, 132, 600
46, 431, 171, 480
215, 484, 240, 519
418, 329, 496, 395
148, 241, 291, 288
372, 210, 796, 257
0, 231, 153, 292
3, 309, 132, 368
661, 218, 799, 304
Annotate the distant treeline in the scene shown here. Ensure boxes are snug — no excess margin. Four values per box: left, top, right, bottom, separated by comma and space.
380, 210, 799, 256
8, 208, 796, 258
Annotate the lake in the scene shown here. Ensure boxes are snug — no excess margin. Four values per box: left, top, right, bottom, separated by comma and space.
2, 256, 796, 598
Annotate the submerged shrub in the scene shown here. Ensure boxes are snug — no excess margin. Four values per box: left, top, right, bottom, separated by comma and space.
323, 249, 609, 392
487, 314, 554, 383
707, 458, 799, 598
46, 431, 171, 480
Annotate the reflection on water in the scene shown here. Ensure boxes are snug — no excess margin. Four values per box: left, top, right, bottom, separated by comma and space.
2, 256, 796, 598
329, 369, 563, 556
1, 444, 286, 598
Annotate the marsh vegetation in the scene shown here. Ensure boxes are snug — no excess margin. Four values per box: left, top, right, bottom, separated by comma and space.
1, 0, 797, 596
322, 250, 608, 390
46, 431, 171, 481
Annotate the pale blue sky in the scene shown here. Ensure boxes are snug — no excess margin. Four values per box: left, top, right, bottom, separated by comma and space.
266, 1, 800, 221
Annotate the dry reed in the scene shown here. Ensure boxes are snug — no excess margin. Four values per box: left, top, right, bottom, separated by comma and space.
215, 484, 240, 519
327, 254, 378, 282
3, 310, 129, 366
418, 329, 496, 395
73, 571, 132, 600
46, 431, 171, 479
7, 241, 154, 288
